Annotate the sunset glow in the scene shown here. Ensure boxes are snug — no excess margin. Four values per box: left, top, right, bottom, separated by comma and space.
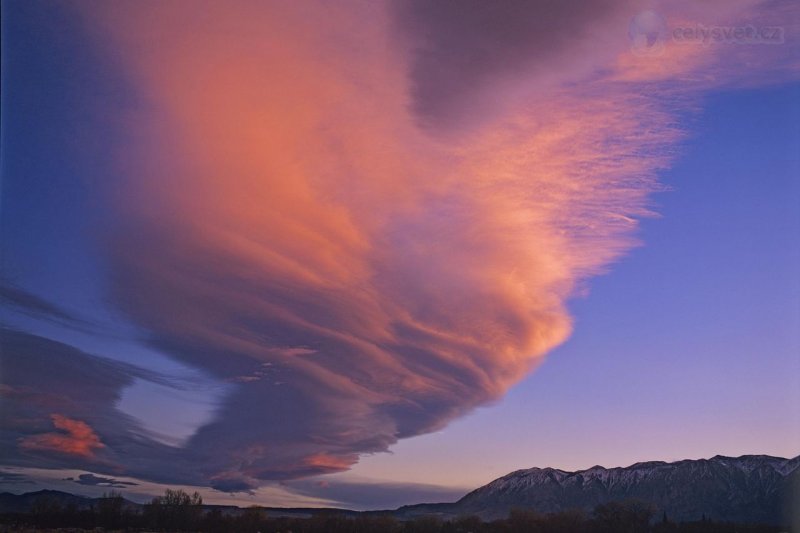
1, 0, 798, 512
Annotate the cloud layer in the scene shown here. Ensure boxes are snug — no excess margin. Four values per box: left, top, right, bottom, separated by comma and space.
2, 0, 797, 495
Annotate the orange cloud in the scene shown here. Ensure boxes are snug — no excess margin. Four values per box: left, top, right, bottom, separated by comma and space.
19, 414, 104, 459
305, 453, 358, 473
62, 0, 800, 490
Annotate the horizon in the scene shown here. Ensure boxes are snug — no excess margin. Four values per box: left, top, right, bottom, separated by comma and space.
1, 0, 798, 513
3, 452, 798, 510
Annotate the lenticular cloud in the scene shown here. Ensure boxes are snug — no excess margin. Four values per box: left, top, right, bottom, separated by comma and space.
14, 0, 783, 490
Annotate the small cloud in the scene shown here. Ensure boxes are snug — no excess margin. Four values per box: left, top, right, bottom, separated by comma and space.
19, 414, 105, 459
0, 280, 87, 328
286, 477, 469, 510
304, 453, 358, 473
72, 473, 138, 488
0, 470, 33, 484
210, 474, 257, 494
229, 375, 263, 384
265, 347, 317, 357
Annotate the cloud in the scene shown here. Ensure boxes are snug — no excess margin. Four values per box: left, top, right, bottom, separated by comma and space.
0, 281, 86, 328
284, 477, 469, 510
2, 0, 794, 497
71, 473, 138, 488
0, 329, 211, 486
0, 330, 137, 468
0, 329, 135, 464
392, 0, 639, 132
0, 470, 32, 484
19, 414, 105, 459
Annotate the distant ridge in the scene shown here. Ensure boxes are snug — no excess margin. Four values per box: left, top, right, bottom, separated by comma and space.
0, 490, 139, 514
0, 490, 357, 519
397, 454, 800, 524
2, 454, 797, 525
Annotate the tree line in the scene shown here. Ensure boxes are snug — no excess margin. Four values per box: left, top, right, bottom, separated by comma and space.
0, 489, 785, 532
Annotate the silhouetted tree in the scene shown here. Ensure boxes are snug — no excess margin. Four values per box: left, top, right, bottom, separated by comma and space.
145, 488, 203, 530
405, 514, 444, 533
30, 495, 63, 528
592, 499, 654, 533
96, 489, 126, 529
451, 514, 482, 533
507, 507, 542, 531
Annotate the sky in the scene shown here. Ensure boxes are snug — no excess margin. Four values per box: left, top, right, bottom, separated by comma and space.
0, 0, 798, 511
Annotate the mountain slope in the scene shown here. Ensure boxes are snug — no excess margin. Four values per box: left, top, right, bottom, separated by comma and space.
2, 454, 797, 525
399, 454, 799, 524
0, 490, 98, 513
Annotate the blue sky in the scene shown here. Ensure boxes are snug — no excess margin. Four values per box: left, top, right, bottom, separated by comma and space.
334, 82, 800, 491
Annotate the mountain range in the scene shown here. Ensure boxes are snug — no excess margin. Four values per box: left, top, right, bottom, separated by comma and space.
398, 454, 799, 524
1, 454, 798, 525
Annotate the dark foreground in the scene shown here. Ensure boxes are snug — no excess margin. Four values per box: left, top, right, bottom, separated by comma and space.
0, 502, 789, 533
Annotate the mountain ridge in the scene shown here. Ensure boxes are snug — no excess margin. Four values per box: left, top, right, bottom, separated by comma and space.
2, 453, 798, 525
398, 453, 800, 524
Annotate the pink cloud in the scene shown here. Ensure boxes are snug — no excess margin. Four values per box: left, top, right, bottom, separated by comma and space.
19, 414, 104, 459
48, 0, 799, 491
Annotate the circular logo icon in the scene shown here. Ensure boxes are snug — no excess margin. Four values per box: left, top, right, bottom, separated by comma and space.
628, 10, 667, 56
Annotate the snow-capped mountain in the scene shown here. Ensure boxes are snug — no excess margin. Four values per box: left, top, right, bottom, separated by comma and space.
398, 454, 799, 524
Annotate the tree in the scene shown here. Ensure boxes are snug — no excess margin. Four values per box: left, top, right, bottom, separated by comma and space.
592, 500, 654, 533
97, 490, 126, 529
507, 507, 542, 531
145, 488, 204, 531
30, 496, 63, 529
